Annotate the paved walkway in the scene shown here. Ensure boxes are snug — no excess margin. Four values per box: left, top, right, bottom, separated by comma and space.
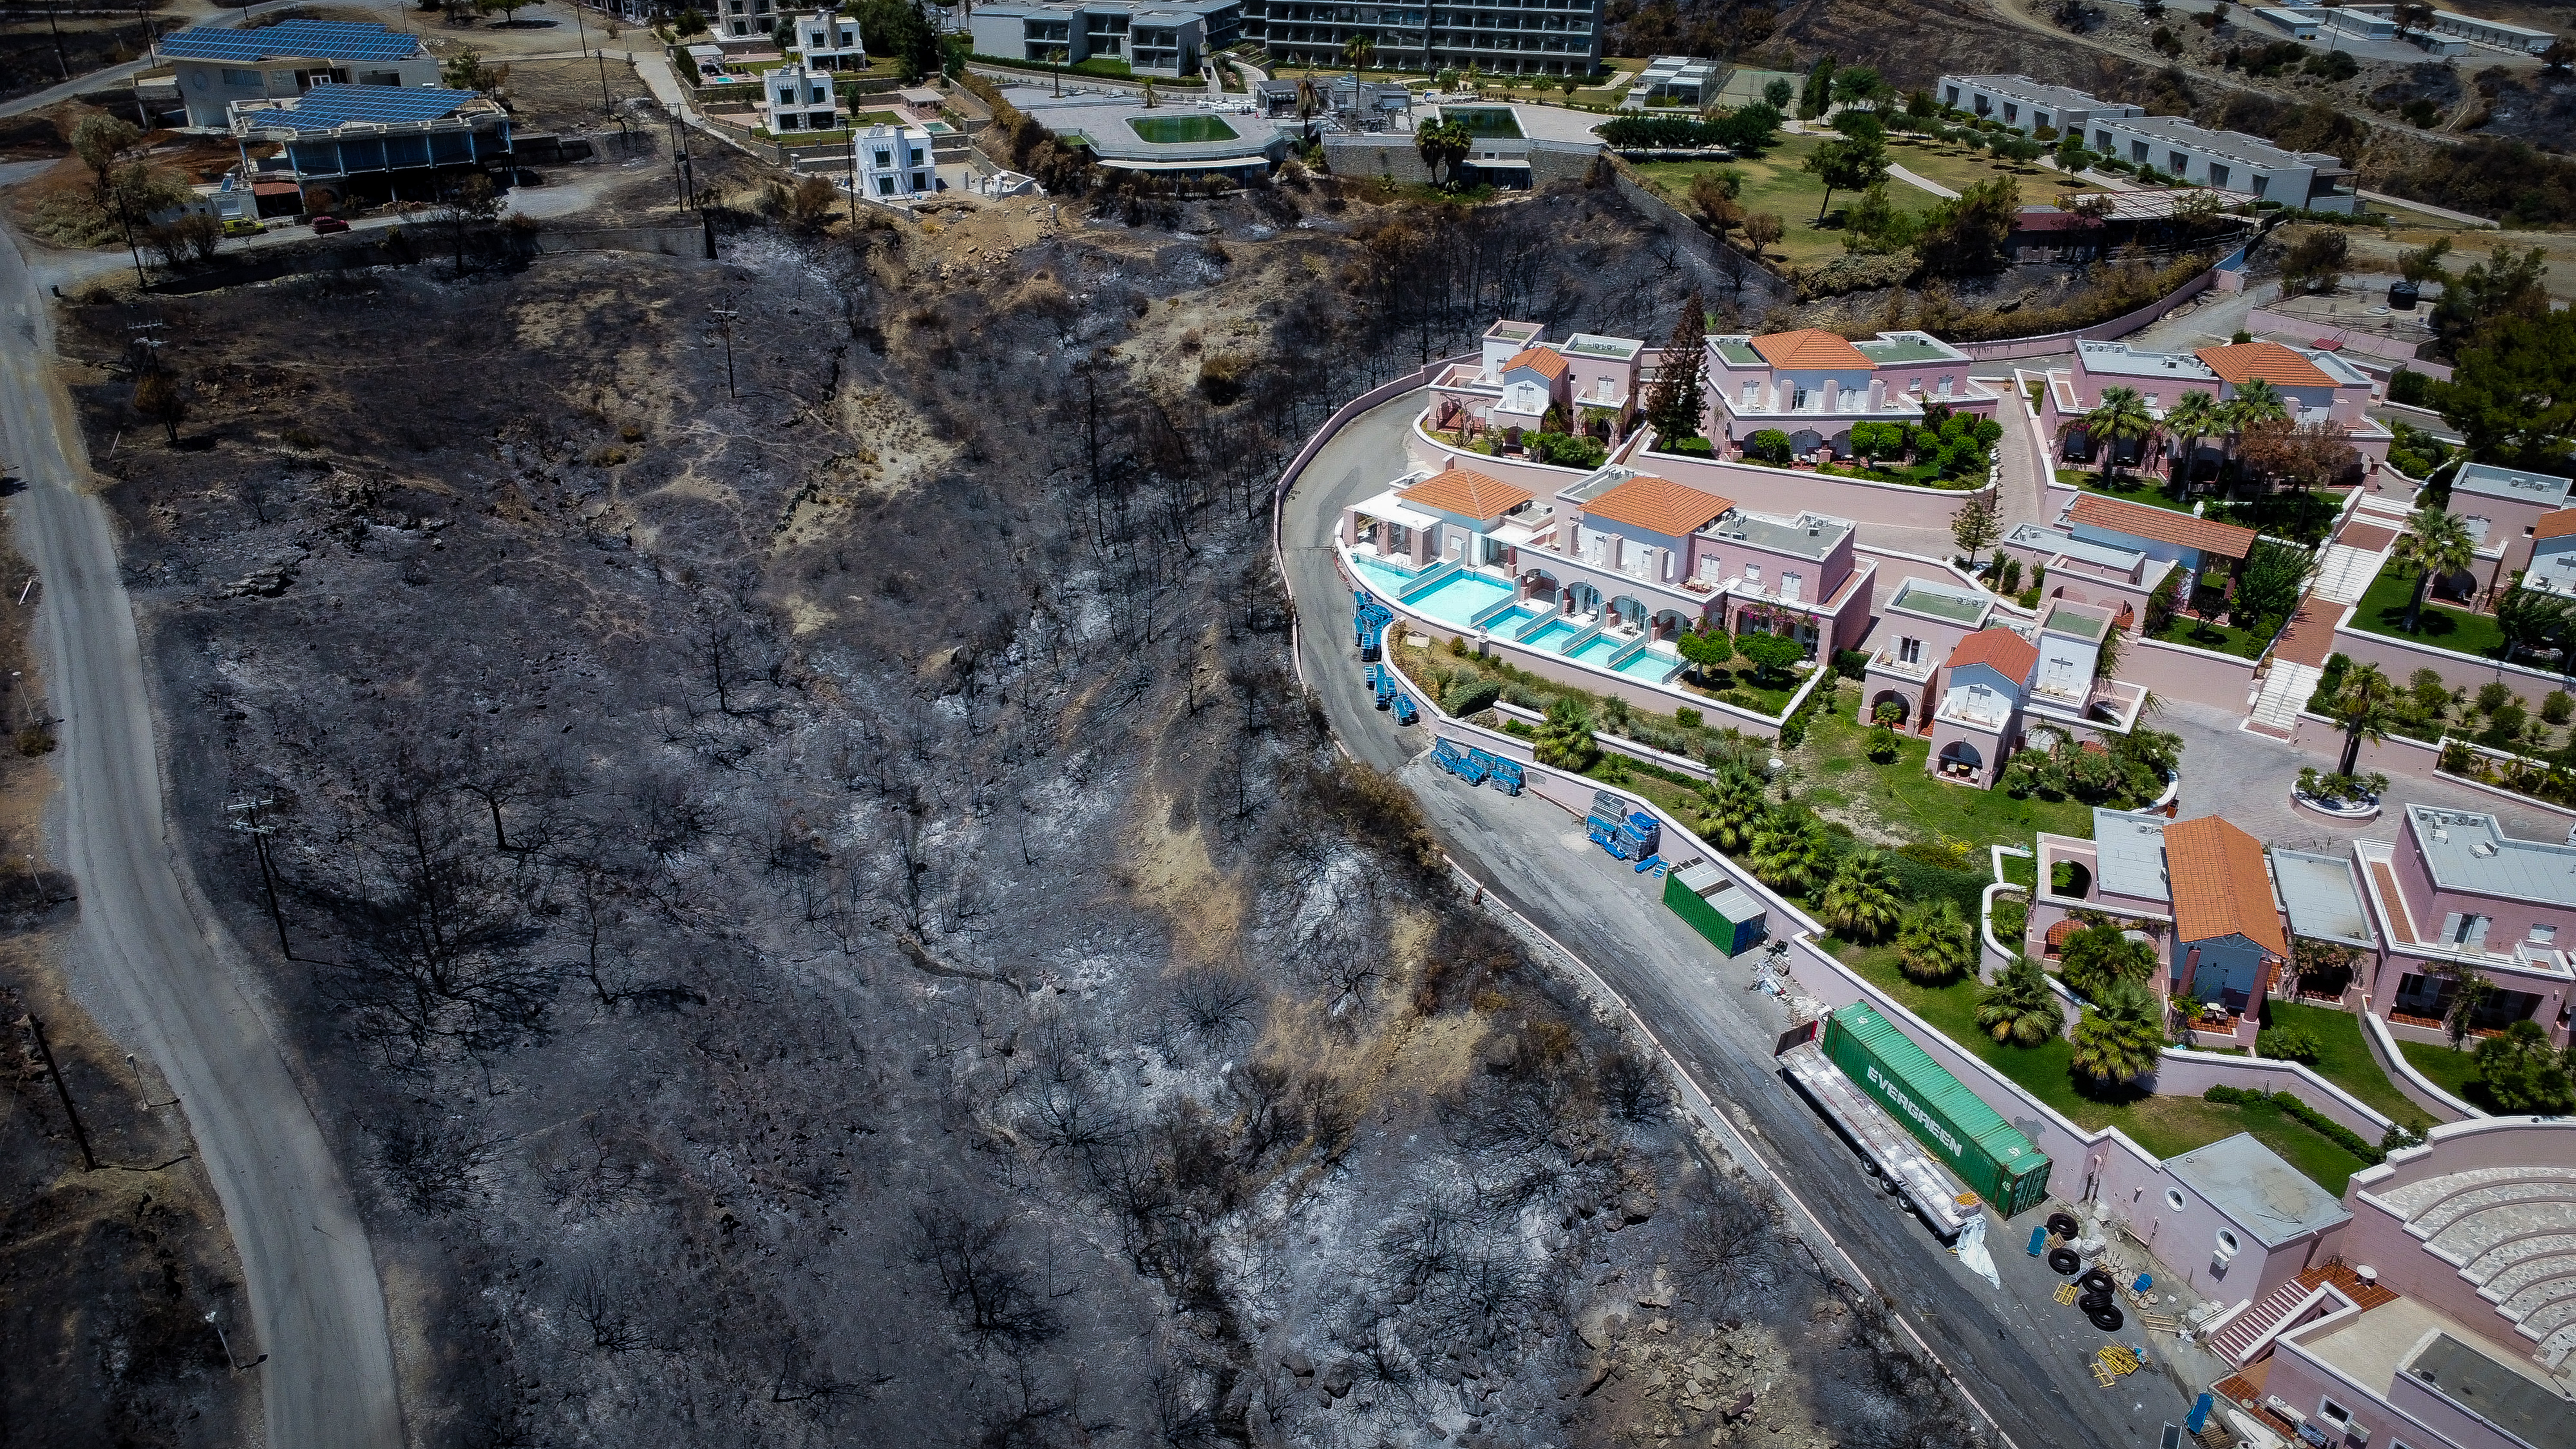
2360, 189, 2501, 228
1885, 163, 1958, 201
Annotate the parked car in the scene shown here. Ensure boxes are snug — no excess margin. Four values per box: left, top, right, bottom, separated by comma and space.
310, 215, 349, 234
222, 218, 266, 237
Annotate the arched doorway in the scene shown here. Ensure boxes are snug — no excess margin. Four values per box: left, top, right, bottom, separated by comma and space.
1936, 740, 1983, 780
1651, 609, 1690, 642
1608, 596, 1647, 633
1870, 691, 1912, 728
1521, 569, 1559, 607
1789, 428, 1825, 458
1567, 582, 1603, 618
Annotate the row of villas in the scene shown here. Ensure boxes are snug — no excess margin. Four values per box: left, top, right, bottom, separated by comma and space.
2039, 337, 2398, 480
967, 0, 1240, 77
972, 0, 1607, 76
1937, 73, 2358, 212
2030, 802, 2573, 1051
1347, 319, 2576, 1449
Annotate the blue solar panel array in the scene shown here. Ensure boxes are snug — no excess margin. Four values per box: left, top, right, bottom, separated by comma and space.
241, 83, 475, 132
160, 20, 422, 63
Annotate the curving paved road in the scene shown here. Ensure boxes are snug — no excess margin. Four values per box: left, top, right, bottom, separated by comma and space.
0, 224, 403, 1447
1281, 389, 2186, 1449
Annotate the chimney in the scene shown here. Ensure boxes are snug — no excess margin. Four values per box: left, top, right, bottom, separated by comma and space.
1868, 377, 1887, 409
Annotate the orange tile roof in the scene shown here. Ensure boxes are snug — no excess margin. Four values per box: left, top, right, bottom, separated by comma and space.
1502, 346, 1569, 381
2535, 508, 2576, 542
2067, 493, 2258, 561
2194, 342, 2335, 390
1945, 627, 2038, 683
2165, 815, 2288, 957
1397, 468, 1534, 520
1749, 327, 1874, 371
1579, 474, 1732, 538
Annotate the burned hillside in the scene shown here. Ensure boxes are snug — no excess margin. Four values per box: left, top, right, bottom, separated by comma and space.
40, 174, 1977, 1448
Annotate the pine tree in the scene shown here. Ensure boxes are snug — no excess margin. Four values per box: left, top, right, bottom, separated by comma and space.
1644, 293, 1708, 444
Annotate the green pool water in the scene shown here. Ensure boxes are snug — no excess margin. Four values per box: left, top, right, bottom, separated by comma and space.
1442, 107, 1521, 138
1126, 113, 1240, 144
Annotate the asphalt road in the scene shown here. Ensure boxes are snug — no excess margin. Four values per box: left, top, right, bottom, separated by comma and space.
1281, 389, 2189, 1449
0, 222, 403, 1446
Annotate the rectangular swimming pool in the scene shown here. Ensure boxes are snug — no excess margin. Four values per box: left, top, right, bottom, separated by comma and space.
1614, 648, 1682, 682
1126, 114, 1241, 144
1403, 571, 1513, 627
1351, 555, 1418, 597
1480, 604, 1540, 636
1566, 635, 1625, 666
1520, 619, 1583, 653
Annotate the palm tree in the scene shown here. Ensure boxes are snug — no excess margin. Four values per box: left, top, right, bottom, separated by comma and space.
1699, 765, 1768, 854
1534, 697, 1600, 772
2393, 506, 2478, 634
1977, 955, 2063, 1046
2162, 390, 2222, 496
1821, 850, 1903, 942
2076, 386, 2156, 485
2219, 379, 2289, 488
1895, 900, 1975, 983
1342, 31, 1375, 92
1750, 807, 1830, 895
2069, 977, 2165, 1084
2328, 661, 2398, 775
2058, 923, 2154, 1001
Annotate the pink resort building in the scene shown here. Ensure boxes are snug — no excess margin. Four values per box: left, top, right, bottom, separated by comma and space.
2351, 805, 2576, 1049
1336, 455, 1874, 722
2037, 338, 2395, 481
1862, 589, 2146, 789
1701, 327, 2003, 461
1428, 319, 1650, 442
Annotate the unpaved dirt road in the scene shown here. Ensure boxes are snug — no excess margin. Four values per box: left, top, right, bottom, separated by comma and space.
0, 222, 403, 1449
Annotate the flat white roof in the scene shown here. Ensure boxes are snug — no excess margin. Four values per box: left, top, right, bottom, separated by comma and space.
2076, 339, 2220, 383
2092, 807, 2171, 902
2269, 849, 2376, 948
2166, 1133, 2351, 1246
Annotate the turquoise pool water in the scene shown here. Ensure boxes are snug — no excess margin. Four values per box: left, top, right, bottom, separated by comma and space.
1404, 571, 1513, 627
1480, 604, 1540, 635
1351, 555, 1417, 596
1521, 620, 1583, 653
1566, 635, 1625, 666
1614, 648, 1682, 681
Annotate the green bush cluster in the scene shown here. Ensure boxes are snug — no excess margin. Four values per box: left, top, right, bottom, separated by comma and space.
2202, 1085, 2385, 1164
1599, 105, 1783, 153
1523, 430, 1608, 469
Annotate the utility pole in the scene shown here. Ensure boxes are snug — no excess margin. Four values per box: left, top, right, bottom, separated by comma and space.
569, 0, 612, 116
127, 318, 168, 374
225, 798, 292, 961
205, 1309, 266, 1371
23, 1015, 98, 1170
710, 295, 739, 397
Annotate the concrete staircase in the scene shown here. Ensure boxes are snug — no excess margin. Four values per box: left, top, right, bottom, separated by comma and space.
2209, 1277, 2338, 1366
2247, 659, 2324, 735
2371, 1166, 2576, 1368
2311, 542, 2383, 606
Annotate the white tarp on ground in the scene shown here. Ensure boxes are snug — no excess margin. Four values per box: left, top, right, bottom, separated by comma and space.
1954, 1213, 2000, 1288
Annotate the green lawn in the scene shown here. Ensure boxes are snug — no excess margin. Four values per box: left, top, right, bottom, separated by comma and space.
2149, 614, 2270, 660
1676, 666, 1800, 717
1794, 707, 2096, 853
2063, 469, 2196, 514
2350, 560, 2509, 659
2399, 1039, 2493, 1109
1839, 946, 2376, 1192
1882, 135, 2105, 199
1999, 851, 2037, 889
2264, 1002, 2436, 1132
1632, 135, 1934, 268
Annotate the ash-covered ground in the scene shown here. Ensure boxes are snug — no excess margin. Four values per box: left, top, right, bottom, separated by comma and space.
38, 170, 1974, 1448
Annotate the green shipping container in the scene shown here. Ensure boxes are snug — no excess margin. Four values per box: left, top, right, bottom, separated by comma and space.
1821, 1003, 2052, 1217
1663, 862, 1766, 955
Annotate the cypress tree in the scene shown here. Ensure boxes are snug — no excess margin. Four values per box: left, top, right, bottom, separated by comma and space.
1644, 292, 1708, 444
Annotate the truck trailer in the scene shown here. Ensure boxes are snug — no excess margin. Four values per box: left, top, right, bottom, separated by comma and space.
1821, 1003, 2052, 1217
